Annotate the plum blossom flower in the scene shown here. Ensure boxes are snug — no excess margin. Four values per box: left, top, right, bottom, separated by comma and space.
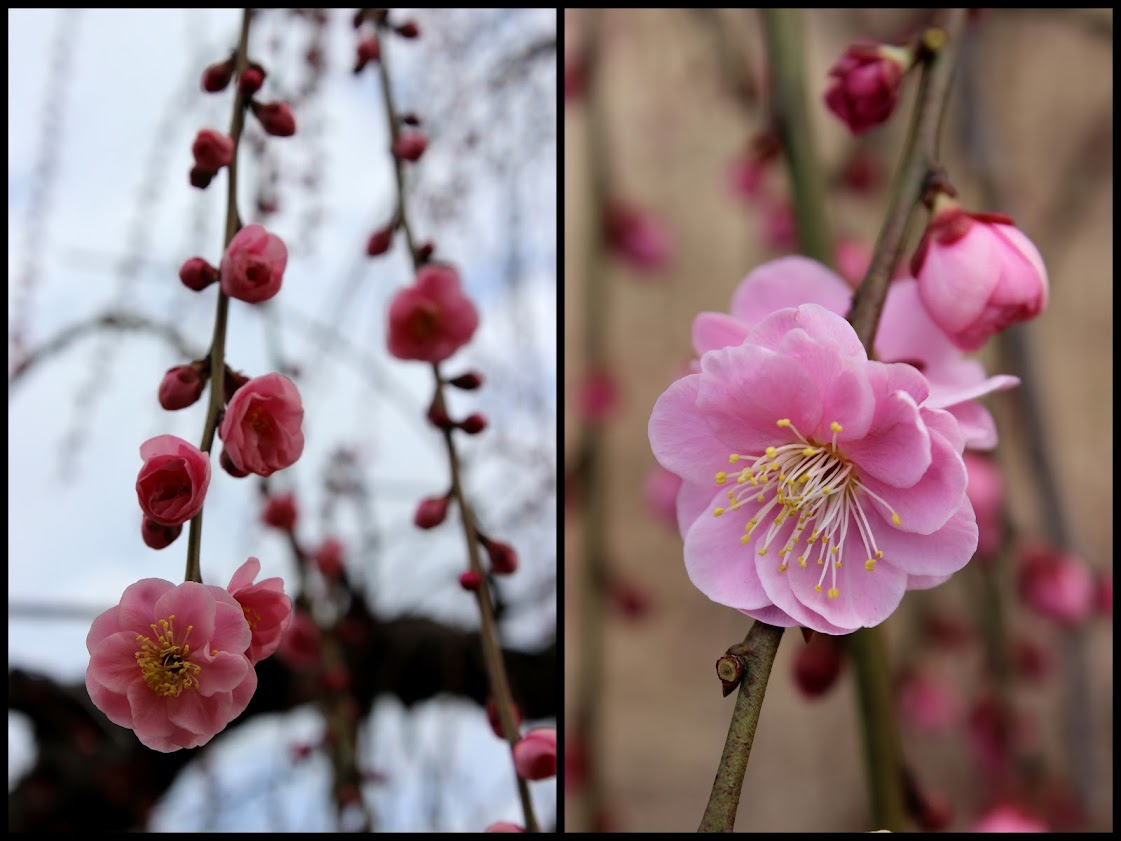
136, 434, 212, 527
650, 303, 978, 634
824, 43, 913, 135
226, 557, 292, 664
218, 373, 305, 477
387, 263, 479, 362
512, 727, 557, 781
690, 256, 1019, 450
85, 578, 257, 752
911, 196, 1048, 351
220, 224, 288, 304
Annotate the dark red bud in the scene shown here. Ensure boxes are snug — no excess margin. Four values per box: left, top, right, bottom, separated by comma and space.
459, 570, 482, 591
448, 371, 484, 390
220, 449, 250, 478
142, 517, 183, 550
459, 413, 487, 434
189, 166, 216, 189
239, 65, 266, 96
179, 257, 219, 292
395, 20, 420, 39
366, 225, 394, 256
201, 58, 235, 93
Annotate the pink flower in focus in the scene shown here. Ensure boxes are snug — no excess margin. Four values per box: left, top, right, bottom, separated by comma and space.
689, 256, 1019, 451
136, 435, 212, 527
1017, 545, 1094, 628
219, 224, 288, 304
643, 464, 683, 530
85, 578, 256, 752
605, 201, 674, 273
972, 803, 1048, 833
191, 129, 234, 172
218, 373, 305, 477
964, 453, 1004, 559
313, 538, 345, 580
512, 727, 557, 781
898, 670, 961, 733
262, 493, 298, 532
387, 263, 479, 362
649, 302, 978, 634
227, 557, 292, 664
485, 823, 525, 833
392, 130, 428, 162
911, 197, 1048, 351
824, 43, 912, 135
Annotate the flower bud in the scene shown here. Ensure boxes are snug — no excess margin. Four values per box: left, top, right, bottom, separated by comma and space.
482, 538, 518, 575
262, 492, 298, 532
458, 413, 487, 434
458, 569, 482, 591
314, 538, 345, 579
251, 101, 297, 137
911, 196, 1048, 351
354, 35, 381, 72
605, 201, 674, 273
512, 728, 556, 781
366, 225, 394, 256
824, 43, 912, 135
415, 241, 435, 263
220, 224, 288, 304
141, 516, 183, 550
897, 670, 960, 733
414, 495, 450, 529
427, 403, 453, 430
239, 65, 266, 96
1017, 544, 1094, 628
201, 58, 235, 93
192, 129, 235, 172
447, 370, 484, 390
793, 633, 845, 699
179, 257, 219, 292
395, 20, 420, 39
158, 362, 208, 410
392, 130, 428, 163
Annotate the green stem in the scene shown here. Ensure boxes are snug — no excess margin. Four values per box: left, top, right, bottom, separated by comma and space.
698, 622, 785, 832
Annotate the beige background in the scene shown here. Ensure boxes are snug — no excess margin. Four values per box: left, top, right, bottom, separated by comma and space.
564, 9, 1112, 832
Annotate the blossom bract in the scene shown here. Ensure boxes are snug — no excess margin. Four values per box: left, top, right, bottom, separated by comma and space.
512, 727, 557, 781
218, 373, 305, 477
387, 263, 479, 362
220, 224, 288, 304
911, 202, 1048, 351
85, 578, 256, 752
136, 434, 212, 527
227, 557, 293, 664
650, 303, 979, 634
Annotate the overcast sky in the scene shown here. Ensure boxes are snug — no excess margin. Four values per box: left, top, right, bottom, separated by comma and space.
8, 8, 557, 831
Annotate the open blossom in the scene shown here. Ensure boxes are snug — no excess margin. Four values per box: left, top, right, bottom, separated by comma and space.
512, 727, 557, 781
650, 303, 978, 634
218, 373, 305, 477
85, 579, 257, 752
690, 256, 1019, 450
226, 557, 293, 664
824, 43, 912, 134
911, 197, 1048, 351
220, 224, 288, 304
387, 263, 479, 362
136, 434, 212, 527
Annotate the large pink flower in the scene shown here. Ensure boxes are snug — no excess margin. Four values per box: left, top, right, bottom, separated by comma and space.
227, 557, 293, 664
387, 263, 479, 363
650, 303, 978, 634
218, 373, 304, 477
690, 256, 1019, 450
85, 579, 257, 752
136, 434, 212, 526
220, 224, 288, 304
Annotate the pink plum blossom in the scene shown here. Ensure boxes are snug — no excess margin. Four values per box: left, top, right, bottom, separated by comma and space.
220, 224, 288, 304
689, 256, 1019, 450
136, 434, 212, 527
911, 198, 1048, 351
824, 43, 912, 135
649, 302, 979, 633
972, 803, 1048, 833
85, 578, 257, 752
226, 557, 293, 664
158, 363, 207, 410
218, 373, 305, 477
387, 263, 479, 362
512, 727, 557, 781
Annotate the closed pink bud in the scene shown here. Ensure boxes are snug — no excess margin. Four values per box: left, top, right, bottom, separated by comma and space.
252, 101, 297, 137
192, 129, 235, 172
392, 130, 428, 163
201, 58, 235, 93
136, 435, 211, 527
220, 223, 288, 304
793, 634, 845, 699
824, 43, 911, 135
1017, 545, 1094, 628
354, 35, 381, 72
395, 20, 420, 39
427, 403, 453, 430
483, 538, 518, 576
158, 363, 208, 410
387, 263, 479, 362
141, 516, 182, 550
238, 66, 266, 96
911, 198, 1048, 351
366, 225, 394, 256
218, 373, 305, 477
459, 413, 487, 434
605, 201, 674, 273
314, 537, 345, 579
512, 727, 556, 781
262, 493, 298, 531
485, 697, 522, 739
448, 370, 484, 390
414, 495, 450, 529
179, 257, 219, 291
458, 570, 482, 591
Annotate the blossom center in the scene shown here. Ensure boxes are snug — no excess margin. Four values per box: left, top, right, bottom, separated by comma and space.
712, 418, 902, 600
135, 614, 201, 697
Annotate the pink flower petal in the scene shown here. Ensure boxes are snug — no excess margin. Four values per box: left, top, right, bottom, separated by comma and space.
844, 385, 930, 488
648, 374, 734, 486
862, 427, 968, 536
682, 494, 774, 611
730, 257, 851, 325
872, 499, 978, 576
692, 312, 750, 357
774, 328, 874, 440
675, 480, 716, 535
746, 304, 867, 361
